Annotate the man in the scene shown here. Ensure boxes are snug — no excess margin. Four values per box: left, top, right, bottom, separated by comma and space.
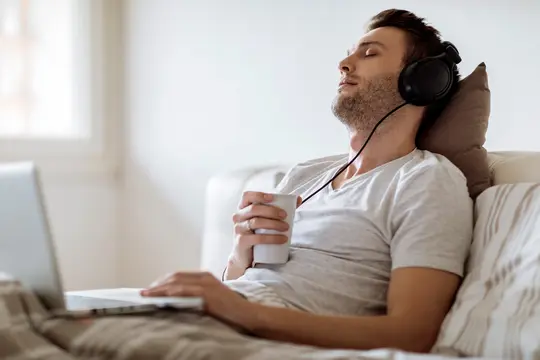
141, 9, 473, 353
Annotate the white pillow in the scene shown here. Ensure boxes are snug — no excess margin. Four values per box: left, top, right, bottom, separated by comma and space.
432, 183, 540, 359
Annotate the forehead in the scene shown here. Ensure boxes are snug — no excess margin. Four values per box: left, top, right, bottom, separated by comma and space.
348, 27, 408, 55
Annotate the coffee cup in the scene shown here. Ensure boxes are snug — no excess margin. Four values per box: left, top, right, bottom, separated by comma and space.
252, 193, 298, 265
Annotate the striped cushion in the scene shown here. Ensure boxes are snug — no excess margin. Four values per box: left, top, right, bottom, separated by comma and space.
432, 183, 540, 358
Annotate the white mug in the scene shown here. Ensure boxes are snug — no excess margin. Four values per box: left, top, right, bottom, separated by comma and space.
252, 193, 298, 265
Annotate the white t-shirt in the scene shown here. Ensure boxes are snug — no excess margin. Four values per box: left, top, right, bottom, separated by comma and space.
236, 149, 474, 316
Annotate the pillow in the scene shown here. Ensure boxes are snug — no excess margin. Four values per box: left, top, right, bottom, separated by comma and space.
432, 183, 540, 358
417, 63, 491, 199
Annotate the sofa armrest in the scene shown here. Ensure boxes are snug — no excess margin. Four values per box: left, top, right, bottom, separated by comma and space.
201, 165, 290, 277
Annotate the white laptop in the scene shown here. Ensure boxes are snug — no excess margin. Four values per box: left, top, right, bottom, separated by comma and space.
0, 162, 203, 317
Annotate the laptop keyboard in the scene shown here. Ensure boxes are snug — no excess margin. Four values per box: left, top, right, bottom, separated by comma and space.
65, 294, 139, 311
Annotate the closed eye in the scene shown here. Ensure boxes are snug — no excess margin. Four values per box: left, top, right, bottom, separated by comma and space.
364, 48, 378, 58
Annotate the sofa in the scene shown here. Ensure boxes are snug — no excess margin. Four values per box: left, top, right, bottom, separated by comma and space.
201, 151, 540, 359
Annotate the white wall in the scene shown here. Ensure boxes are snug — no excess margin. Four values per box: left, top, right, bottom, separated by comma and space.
42, 174, 118, 290
121, 0, 540, 286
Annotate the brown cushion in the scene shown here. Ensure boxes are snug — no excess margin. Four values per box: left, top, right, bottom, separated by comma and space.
417, 63, 491, 199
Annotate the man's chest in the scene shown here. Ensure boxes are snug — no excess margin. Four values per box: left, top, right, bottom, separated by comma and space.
290, 202, 392, 261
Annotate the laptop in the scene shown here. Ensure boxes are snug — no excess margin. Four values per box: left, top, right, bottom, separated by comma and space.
0, 162, 203, 317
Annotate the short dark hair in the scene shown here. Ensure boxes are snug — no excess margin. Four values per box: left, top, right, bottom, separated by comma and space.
367, 9, 461, 138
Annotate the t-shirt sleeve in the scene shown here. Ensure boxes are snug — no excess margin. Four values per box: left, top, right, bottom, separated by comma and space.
275, 167, 296, 193
390, 163, 473, 277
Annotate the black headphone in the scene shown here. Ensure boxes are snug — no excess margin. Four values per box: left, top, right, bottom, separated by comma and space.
398, 41, 462, 106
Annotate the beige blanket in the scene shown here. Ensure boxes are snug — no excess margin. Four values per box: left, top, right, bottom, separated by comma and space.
0, 279, 468, 360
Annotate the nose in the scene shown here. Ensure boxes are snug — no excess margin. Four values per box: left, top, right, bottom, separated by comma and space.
339, 55, 355, 74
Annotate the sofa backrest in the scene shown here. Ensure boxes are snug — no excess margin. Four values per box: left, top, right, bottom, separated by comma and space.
488, 152, 540, 185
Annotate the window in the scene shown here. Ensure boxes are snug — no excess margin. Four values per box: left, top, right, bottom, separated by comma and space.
0, 0, 120, 174
0, 0, 83, 138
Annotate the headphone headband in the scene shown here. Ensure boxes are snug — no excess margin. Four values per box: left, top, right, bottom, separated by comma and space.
442, 41, 462, 65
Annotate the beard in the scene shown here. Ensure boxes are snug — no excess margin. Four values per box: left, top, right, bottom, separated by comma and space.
331, 73, 403, 132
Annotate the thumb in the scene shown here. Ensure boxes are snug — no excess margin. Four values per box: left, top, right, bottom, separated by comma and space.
296, 196, 303, 208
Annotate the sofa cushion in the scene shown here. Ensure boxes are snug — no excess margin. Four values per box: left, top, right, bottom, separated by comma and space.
432, 183, 540, 358
417, 63, 491, 199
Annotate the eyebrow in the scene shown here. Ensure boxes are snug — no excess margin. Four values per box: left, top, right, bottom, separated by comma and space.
347, 40, 386, 56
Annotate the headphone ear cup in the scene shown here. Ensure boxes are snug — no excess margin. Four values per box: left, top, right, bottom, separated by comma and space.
399, 57, 453, 106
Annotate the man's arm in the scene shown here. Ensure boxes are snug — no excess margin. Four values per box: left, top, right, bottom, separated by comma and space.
241, 267, 460, 352
141, 266, 460, 352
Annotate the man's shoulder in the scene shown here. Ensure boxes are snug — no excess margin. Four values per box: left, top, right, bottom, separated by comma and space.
396, 149, 470, 202
401, 149, 466, 184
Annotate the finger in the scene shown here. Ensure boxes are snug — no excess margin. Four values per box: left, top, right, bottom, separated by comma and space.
142, 278, 204, 296
233, 203, 286, 224
169, 285, 204, 297
296, 196, 302, 208
249, 218, 289, 232
151, 271, 212, 287
234, 217, 289, 235
239, 191, 273, 209
142, 285, 204, 298
161, 276, 209, 288
234, 219, 288, 235
168, 271, 214, 285
140, 284, 168, 297
169, 271, 212, 278
237, 233, 288, 247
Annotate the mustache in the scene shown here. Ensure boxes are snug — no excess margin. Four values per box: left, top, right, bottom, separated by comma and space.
339, 73, 400, 86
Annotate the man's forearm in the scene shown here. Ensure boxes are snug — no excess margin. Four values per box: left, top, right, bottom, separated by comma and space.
242, 303, 438, 353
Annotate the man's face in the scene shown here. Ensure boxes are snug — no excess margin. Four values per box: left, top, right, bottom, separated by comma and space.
332, 27, 409, 131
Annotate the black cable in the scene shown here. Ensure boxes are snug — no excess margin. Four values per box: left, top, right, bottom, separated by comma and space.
220, 102, 408, 282
299, 102, 408, 206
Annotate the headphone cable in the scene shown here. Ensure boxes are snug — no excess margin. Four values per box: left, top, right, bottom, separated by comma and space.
300, 102, 408, 206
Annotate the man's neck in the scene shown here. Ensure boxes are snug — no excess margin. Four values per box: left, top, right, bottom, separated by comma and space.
337, 118, 418, 184
347, 135, 415, 174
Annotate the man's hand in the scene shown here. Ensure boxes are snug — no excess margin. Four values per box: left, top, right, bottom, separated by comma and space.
226, 191, 301, 280
141, 271, 256, 329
